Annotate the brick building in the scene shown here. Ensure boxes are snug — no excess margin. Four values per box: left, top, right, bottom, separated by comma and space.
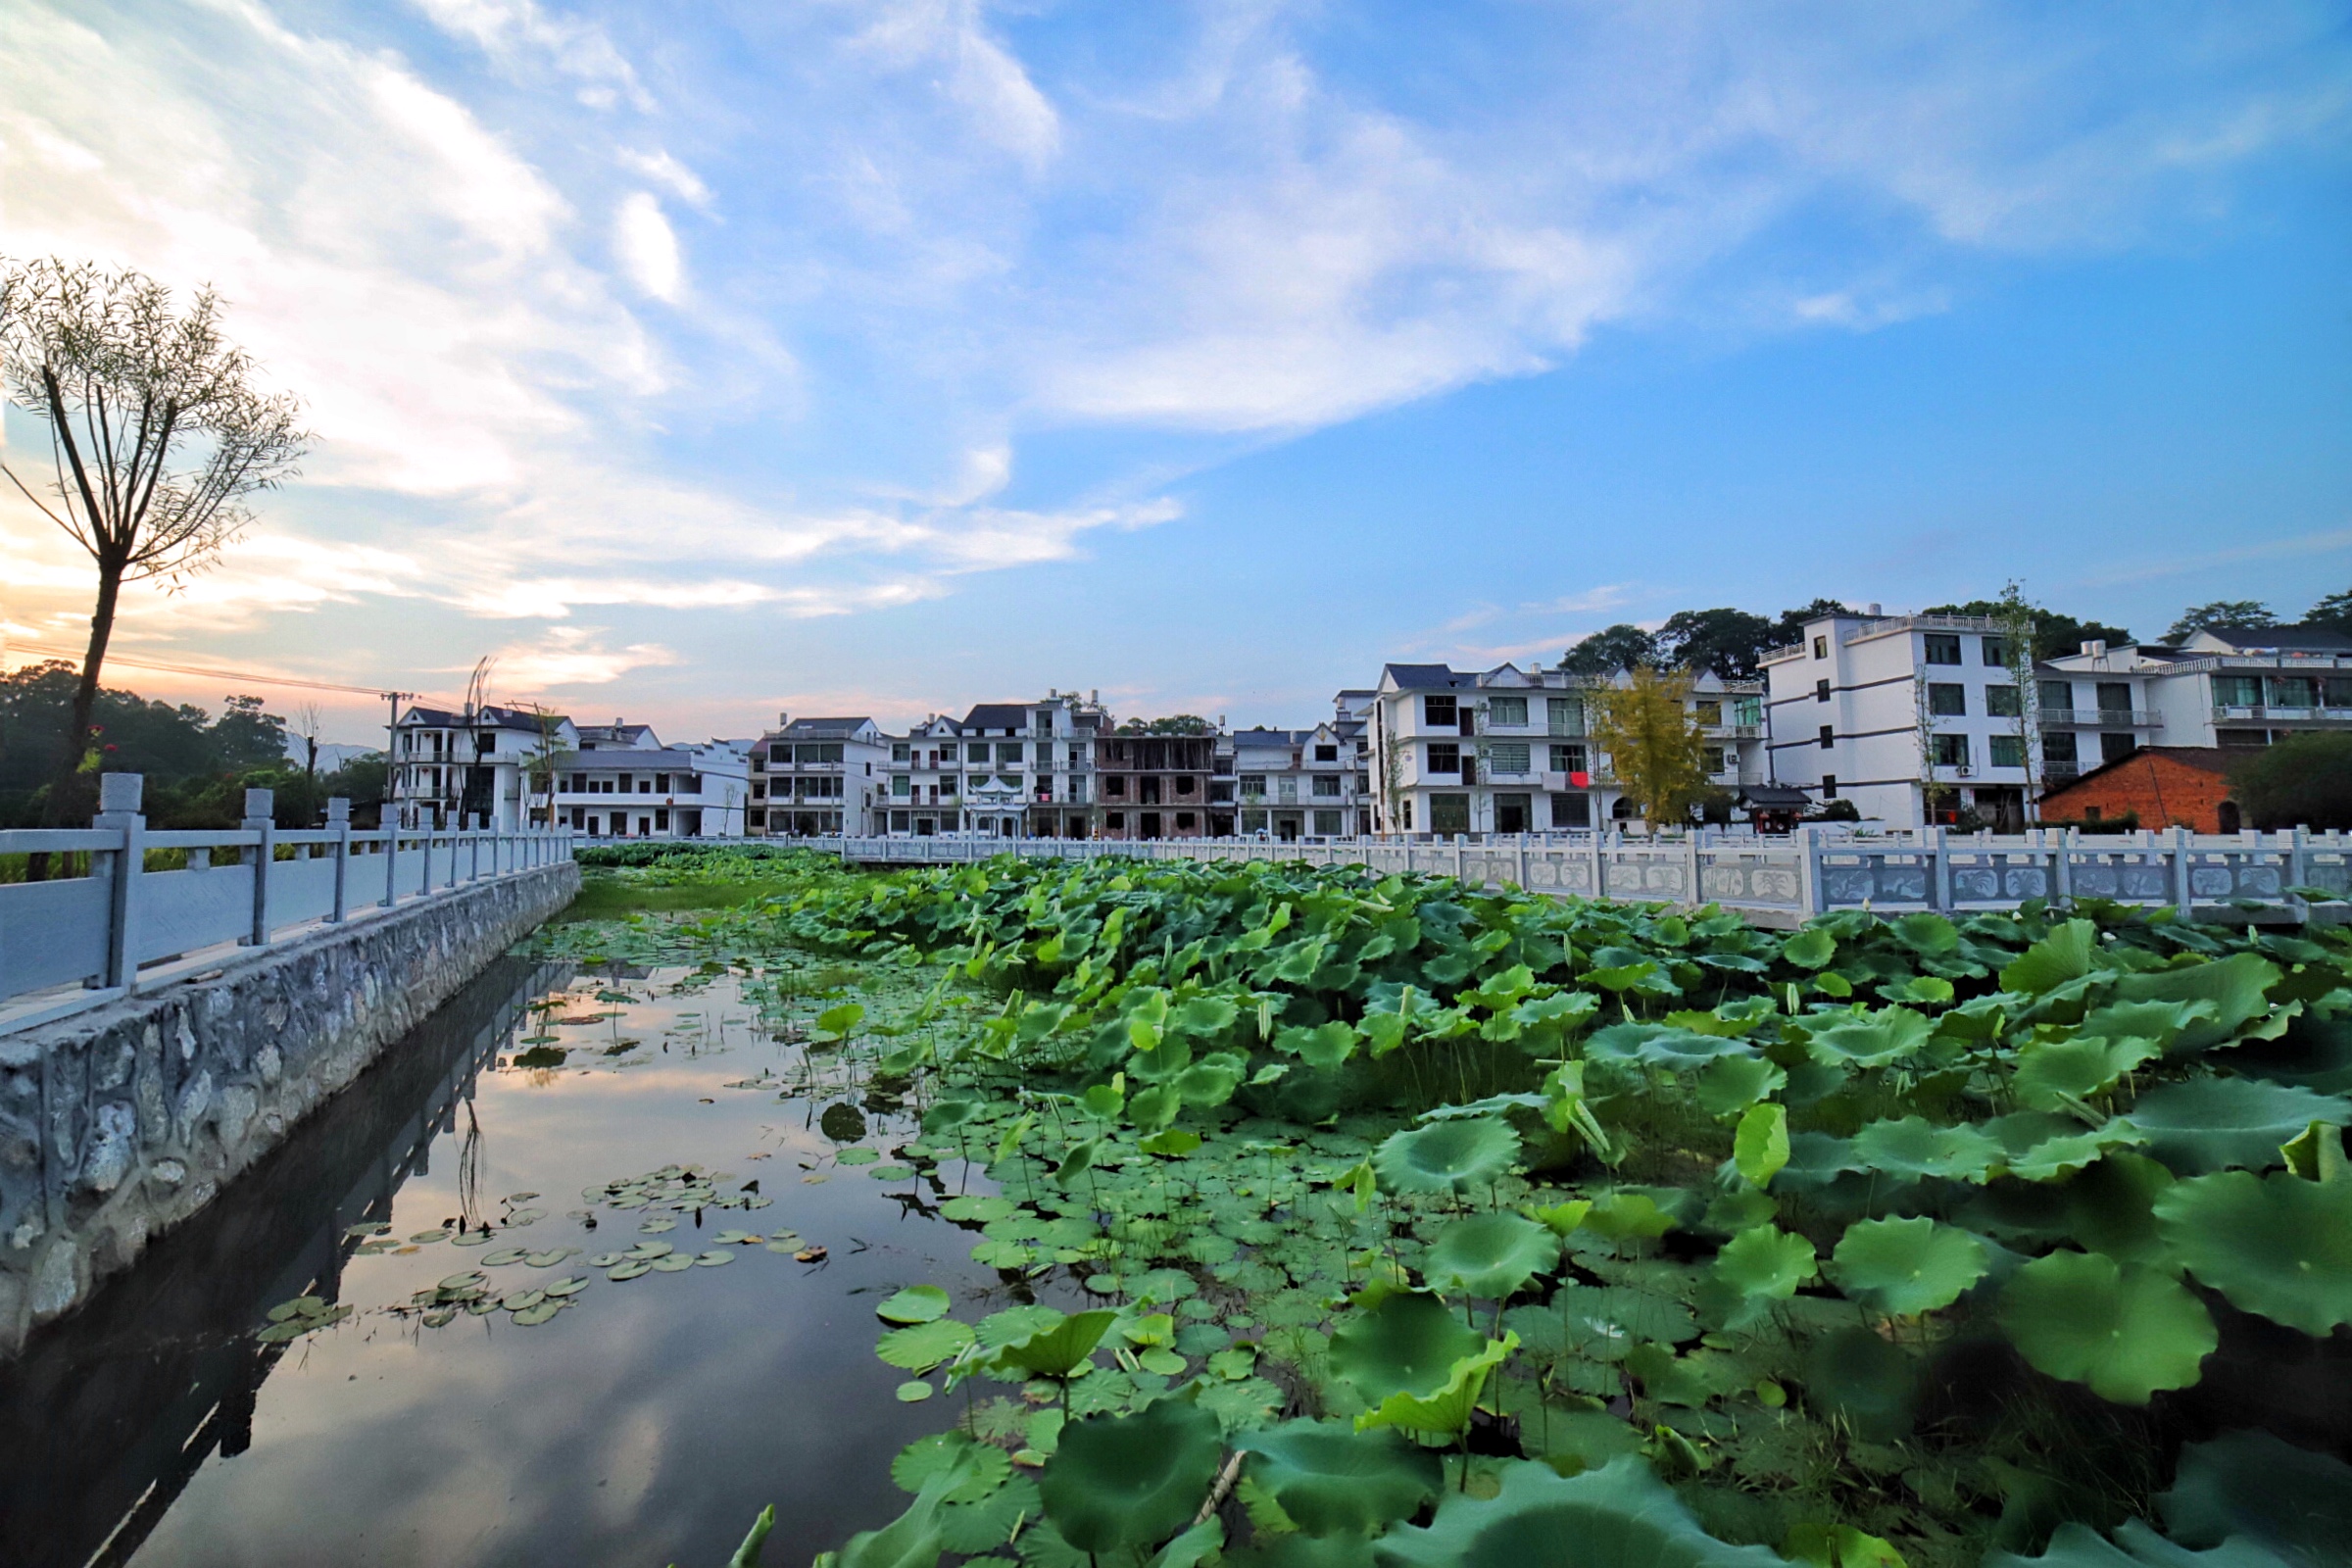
2037, 747, 2243, 833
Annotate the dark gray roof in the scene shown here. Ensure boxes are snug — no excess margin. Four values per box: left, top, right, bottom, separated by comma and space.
2193, 623, 2352, 653
777, 716, 874, 738
961, 703, 1029, 731
564, 749, 710, 771
1737, 785, 1814, 808
1382, 662, 1467, 689
403, 704, 562, 731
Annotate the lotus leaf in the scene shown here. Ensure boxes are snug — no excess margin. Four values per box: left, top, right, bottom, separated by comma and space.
937, 1475, 1043, 1553
1424, 1212, 1561, 1299
1984, 1520, 2297, 1568
1697, 1056, 1788, 1117
877, 1318, 978, 1374
993, 1308, 1115, 1378
1848, 1116, 2005, 1181
2112, 954, 2281, 1054
1585, 1023, 1758, 1073
2014, 1034, 2163, 1110
2157, 1429, 2352, 1567
1237, 1420, 1443, 1536
2127, 1078, 2352, 1174
1371, 1454, 1787, 1568
2082, 999, 2221, 1056
1803, 1007, 1934, 1069
1176, 1054, 1248, 1107
1827, 1216, 1988, 1315
1328, 1290, 1488, 1403
1783, 929, 1837, 970
1998, 1250, 2216, 1404
1734, 1102, 1790, 1188
1354, 1332, 1513, 1438
977, 1304, 1069, 1350
1802, 1326, 1917, 1441
1556, 1285, 1696, 1358
877, 1286, 954, 1324
835, 1471, 953, 1568
2152, 1168, 2352, 1335
1038, 1391, 1225, 1552
2001, 919, 2099, 996
893, 1431, 1011, 1503
1984, 1112, 2151, 1182
1372, 1117, 1519, 1197
1581, 1191, 1681, 1245
1712, 1224, 1817, 1303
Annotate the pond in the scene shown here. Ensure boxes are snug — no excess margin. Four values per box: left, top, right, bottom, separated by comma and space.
0, 951, 1018, 1568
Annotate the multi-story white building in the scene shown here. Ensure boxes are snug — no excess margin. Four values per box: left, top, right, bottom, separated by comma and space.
392, 704, 576, 831
1368, 662, 1764, 835
750, 716, 891, 837
550, 719, 754, 839
1230, 710, 1373, 838
2045, 624, 2352, 754
879, 693, 1109, 837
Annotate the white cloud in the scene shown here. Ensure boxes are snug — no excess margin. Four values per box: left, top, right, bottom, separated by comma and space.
481, 626, 680, 690
848, 0, 1061, 168
616, 148, 714, 211
407, 0, 651, 110
613, 192, 684, 301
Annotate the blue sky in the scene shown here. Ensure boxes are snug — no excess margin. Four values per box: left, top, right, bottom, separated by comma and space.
2, 0, 2347, 743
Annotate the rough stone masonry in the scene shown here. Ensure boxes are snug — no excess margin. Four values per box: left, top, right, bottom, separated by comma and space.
0, 859, 577, 1355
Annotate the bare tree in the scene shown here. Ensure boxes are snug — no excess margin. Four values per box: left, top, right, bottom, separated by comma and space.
0, 259, 307, 821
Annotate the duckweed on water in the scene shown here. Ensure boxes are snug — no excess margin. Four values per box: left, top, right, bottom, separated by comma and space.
543, 850, 2352, 1568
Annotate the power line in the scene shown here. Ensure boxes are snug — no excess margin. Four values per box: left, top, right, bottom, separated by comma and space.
1, 642, 452, 703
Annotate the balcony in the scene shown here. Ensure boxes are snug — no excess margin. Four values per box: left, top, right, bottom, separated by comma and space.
2042, 709, 2160, 727
2211, 706, 2352, 724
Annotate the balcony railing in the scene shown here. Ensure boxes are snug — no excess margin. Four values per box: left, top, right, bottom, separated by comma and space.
2212, 706, 2352, 723
2041, 709, 2161, 727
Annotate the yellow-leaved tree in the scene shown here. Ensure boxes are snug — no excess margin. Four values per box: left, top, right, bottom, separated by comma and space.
1586, 668, 1710, 831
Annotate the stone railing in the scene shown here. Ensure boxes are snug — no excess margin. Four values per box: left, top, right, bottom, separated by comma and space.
2, 774, 577, 1030
828, 826, 2351, 925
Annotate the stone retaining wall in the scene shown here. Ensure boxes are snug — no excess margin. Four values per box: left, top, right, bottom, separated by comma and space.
0, 860, 577, 1354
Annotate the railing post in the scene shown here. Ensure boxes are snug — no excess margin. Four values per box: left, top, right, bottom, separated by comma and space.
1795, 824, 1824, 917
94, 772, 146, 991
1684, 831, 1701, 906
1926, 825, 1949, 909
2051, 827, 2074, 906
2288, 826, 2309, 905
242, 788, 275, 945
328, 797, 353, 921
2172, 825, 2194, 921
384, 820, 401, 908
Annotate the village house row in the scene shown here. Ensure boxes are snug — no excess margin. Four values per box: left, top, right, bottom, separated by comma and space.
384, 608, 2352, 840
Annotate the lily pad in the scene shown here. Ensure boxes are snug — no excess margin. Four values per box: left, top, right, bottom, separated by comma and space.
512, 1300, 564, 1325
695, 1250, 733, 1266
878, 1317, 979, 1373
651, 1253, 696, 1272
608, 1258, 653, 1280
837, 1148, 882, 1166
895, 1380, 933, 1402
1329, 1291, 1487, 1403
2127, 1079, 2352, 1174
1803, 1007, 1934, 1069
1424, 1213, 1561, 1299
993, 1309, 1114, 1379
877, 1285, 955, 1324
2152, 1167, 2352, 1336
1374, 1452, 1787, 1567
1372, 1118, 1520, 1198
481, 1248, 529, 1267
1238, 1420, 1443, 1536
1827, 1216, 1989, 1316
1998, 1250, 2217, 1404
893, 1430, 1011, 1503
1039, 1392, 1225, 1552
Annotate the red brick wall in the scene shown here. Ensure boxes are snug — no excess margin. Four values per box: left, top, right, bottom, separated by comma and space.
2041, 754, 2238, 832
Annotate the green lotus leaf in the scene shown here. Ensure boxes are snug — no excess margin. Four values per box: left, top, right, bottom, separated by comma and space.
1893, 911, 1961, 955
1879, 974, 1957, 1005
2081, 999, 2221, 1056
1175, 1054, 1248, 1107
1424, 1212, 1561, 1299
2126, 1078, 2352, 1174
877, 1286, 954, 1324
2001, 919, 2100, 996
1984, 1520, 2298, 1568
1140, 1128, 1203, 1157
1849, 1116, 2005, 1182
2111, 954, 2282, 1054
1371, 1454, 1787, 1568
1585, 1022, 1758, 1072
1231, 1532, 1378, 1568
1580, 1190, 1682, 1245
1170, 995, 1240, 1038
812, 1002, 866, 1042
1803, 1325, 1918, 1441
2062, 1153, 2178, 1266
1328, 1290, 1487, 1403
2235, 1009, 2352, 1096
1998, 1250, 2217, 1404
1236, 1420, 1443, 1536
2152, 1167, 2352, 1336
877, 1317, 978, 1374
1554, 1285, 1697, 1360
1354, 1332, 1514, 1438
2158, 1429, 2352, 1567
1711, 1224, 1817, 1301
1734, 1102, 1789, 1188
937, 1475, 1043, 1554
891, 1431, 1010, 1504
1986, 1112, 2152, 1182
994, 1308, 1115, 1379
1695, 1059, 1788, 1119
1038, 1390, 1225, 1552
2014, 1034, 2164, 1111
1803, 1007, 1934, 1069
1827, 1216, 1989, 1315
1783, 929, 1838, 970
836, 1466, 956, 1568
1372, 1117, 1520, 1198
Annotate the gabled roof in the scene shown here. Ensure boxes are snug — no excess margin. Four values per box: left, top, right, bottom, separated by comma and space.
400, 704, 568, 733
1380, 662, 1469, 691
962, 703, 1029, 732
2177, 623, 2352, 655
775, 716, 876, 739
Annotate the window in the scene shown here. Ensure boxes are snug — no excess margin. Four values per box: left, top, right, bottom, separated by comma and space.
2096, 682, 2134, 713
1985, 685, 2022, 718
1550, 793, 1592, 828
998, 742, 1025, 765
1813, 636, 1829, 660
2328, 677, 2352, 708
1924, 633, 1962, 665
1401, 799, 1414, 829
752, 781, 766, 800
569, 773, 585, 791
655, 808, 669, 831
1982, 636, 2010, 666
1426, 742, 1461, 773
1494, 794, 1532, 833
1488, 742, 1531, 774
1239, 773, 1266, 797
2100, 732, 2138, 764
746, 808, 765, 828
640, 779, 655, 794
655, 773, 671, 792
1314, 744, 1339, 762
1313, 808, 1343, 835
2042, 731, 2079, 763
1176, 775, 1197, 795
1819, 725, 1835, 750
2270, 677, 2319, 710
1424, 694, 1457, 726
1547, 696, 1585, 735
1209, 780, 1234, 802
1932, 734, 1969, 767
1988, 735, 2026, 768
797, 742, 844, 764
2213, 674, 2261, 707
1430, 794, 1471, 834
968, 743, 991, 762
1312, 774, 1341, 797
1175, 811, 1197, 831
1104, 775, 1127, 798
1693, 700, 1722, 725
2039, 679, 2074, 713
1488, 696, 1528, 726
892, 742, 909, 762
1821, 774, 1838, 799
1704, 746, 1726, 774
617, 774, 633, 791
1928, 683, 1966, 716
1815, 678, 1831, 703
1550, 743, 1587, 773
1105, 811, 1125, 829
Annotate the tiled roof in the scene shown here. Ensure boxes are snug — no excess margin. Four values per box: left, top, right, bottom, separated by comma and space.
962, 703, 1029, 731
777, 716, 874, 737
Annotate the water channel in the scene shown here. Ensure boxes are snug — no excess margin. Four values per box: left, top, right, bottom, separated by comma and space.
0, 954, 1015, 1568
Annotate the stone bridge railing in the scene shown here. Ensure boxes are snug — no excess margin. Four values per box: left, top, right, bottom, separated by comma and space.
826, 826, 2351, 925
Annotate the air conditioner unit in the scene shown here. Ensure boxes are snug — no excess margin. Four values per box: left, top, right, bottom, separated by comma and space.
1954, 765, 1974, 777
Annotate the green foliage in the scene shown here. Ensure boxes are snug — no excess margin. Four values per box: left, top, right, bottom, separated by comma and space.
2152, 1165, 2352, 1335
2229, 733, 2352, 831
1373, 1456, 1788, 1568
1038, 1392, 1224, 1552
1827, 1217, 1989, 1317
1373, 1117, 1520, 1197
1998, 1251, 2217, 1405
1236, 1422, 1442, 1536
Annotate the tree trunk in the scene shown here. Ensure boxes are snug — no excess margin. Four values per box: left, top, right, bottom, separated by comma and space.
42, 561, 123, 828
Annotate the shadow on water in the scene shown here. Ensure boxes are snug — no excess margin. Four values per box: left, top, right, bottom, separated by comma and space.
0, 956, 557, 1568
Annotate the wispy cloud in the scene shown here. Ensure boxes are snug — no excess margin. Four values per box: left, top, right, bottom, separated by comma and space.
2076, 524, 2352, 587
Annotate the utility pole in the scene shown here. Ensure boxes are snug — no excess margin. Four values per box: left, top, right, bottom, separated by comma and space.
383, 690, 415, 829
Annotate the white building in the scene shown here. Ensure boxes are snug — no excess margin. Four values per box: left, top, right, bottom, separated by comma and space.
2045, 624, 2352, 755
1230, 707, 1374, 839
1368, 662, 1765, 835
392, 704, 576, 831
751, 716, 892, 837
553, 719, 753, 839
881, 693, 1110, 837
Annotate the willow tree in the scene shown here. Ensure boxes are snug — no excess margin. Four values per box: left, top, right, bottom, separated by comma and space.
1586, 668, 1709, 831
0, 259, 306, 819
